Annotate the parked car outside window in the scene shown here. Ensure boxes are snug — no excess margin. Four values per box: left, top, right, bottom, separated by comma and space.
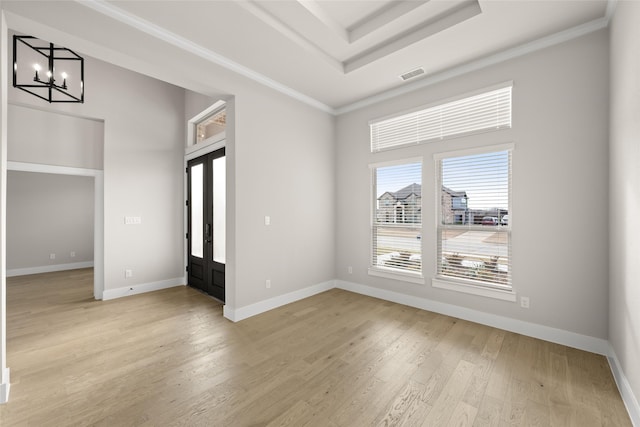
481, 216, 499, 226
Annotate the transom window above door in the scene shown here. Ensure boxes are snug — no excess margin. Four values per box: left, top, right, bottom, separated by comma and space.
187, 99, 227, 150
196, 108, 226, 144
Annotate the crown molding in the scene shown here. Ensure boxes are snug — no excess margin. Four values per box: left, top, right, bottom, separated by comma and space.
335, 15, 610, 115
242, 0, 480, 74
76, 0, 335, 114
76, 0, 614, 117
343, 0, 481, 73
348, 0, 428, 43
296, 0, 349, 42
237, 0, 343, 72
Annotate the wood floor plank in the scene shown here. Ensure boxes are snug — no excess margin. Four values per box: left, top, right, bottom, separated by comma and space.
447, 400, 478, 427
485, 332, 520, 401
472, 395, 502, 427
373, 379, 423, 426
265, 399, 315, 427
0, 269, 632, 426
462, 355, 493, 409
396, 365, 455, 426
420, 359, 476, 426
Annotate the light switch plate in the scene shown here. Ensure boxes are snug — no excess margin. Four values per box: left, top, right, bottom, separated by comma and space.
125, 216, 142, 225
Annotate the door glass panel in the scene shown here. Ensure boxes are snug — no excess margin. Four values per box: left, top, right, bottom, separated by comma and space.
191, 163, 204, 258
212, 156, 226, 263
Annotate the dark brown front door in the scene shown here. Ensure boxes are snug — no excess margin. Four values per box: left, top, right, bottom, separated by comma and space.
187, 148, 225, 301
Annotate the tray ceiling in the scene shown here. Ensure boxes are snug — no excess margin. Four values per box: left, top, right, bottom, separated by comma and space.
2, 0, 611, 113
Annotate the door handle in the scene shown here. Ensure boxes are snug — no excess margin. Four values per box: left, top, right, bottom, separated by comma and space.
205, 223, 212, 243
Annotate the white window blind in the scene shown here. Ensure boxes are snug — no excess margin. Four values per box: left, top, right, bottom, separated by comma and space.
371, 161, 422, 276
371, 85, 512, 152
436, 148, 512, 289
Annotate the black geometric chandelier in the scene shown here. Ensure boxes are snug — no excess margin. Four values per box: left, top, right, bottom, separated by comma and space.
13, 35, 84, 103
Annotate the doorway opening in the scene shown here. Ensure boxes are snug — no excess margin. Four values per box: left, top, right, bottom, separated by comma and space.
6, 162, 104, 299
6, 171, 94, 278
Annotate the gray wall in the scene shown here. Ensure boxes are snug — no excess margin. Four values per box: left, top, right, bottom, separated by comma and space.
233, 84, 335, 307
609, 0, 640, 409
2, 1, 336, 311
335, 30, 609, 339
182, 85, 336, 309
184, 90, 220, 124
8, 53, 186, 292
8, 104, 103, 170
6, 171, 94, 271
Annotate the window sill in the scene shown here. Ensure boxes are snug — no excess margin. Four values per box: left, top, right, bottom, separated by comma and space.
432, 277, 516, 301
368, 267, 425, 285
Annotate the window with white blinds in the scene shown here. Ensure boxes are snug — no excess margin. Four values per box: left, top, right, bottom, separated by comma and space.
435, 146, 512, 290
370, 84, 512, 152
371, 160, 422, 278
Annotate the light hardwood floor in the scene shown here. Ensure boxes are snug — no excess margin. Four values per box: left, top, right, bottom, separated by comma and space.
0, 268, 632, 426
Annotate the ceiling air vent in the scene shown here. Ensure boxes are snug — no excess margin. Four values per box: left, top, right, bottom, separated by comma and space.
399, 67, 425, 81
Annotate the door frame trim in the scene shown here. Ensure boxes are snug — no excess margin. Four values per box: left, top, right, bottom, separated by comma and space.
185, 138, 225, 162
7, 161, 104, 299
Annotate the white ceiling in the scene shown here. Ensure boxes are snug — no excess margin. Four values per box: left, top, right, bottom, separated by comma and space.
4, 0, 611, 114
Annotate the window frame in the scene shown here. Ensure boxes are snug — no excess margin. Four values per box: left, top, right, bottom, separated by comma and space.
432, 143, 515, 301
186, 100, 226, 154
369, 157, 425, 285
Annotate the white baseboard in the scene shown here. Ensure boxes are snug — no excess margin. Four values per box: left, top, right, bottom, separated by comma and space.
6, 261, 94, 277
102, 277, 185, 300
608, 346, 640, 427
0, 368, 10, 404
335, 280, 610, 356
223, 280, 335, 322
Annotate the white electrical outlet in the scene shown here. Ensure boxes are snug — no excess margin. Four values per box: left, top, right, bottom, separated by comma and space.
348, 266, 353, 274
520, 296, 530, 309
125, 269, 133, 278
70, 251, 76, 258
49, 253, 56, 260
265, 216, 271, 226
266, 279, 271, 289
